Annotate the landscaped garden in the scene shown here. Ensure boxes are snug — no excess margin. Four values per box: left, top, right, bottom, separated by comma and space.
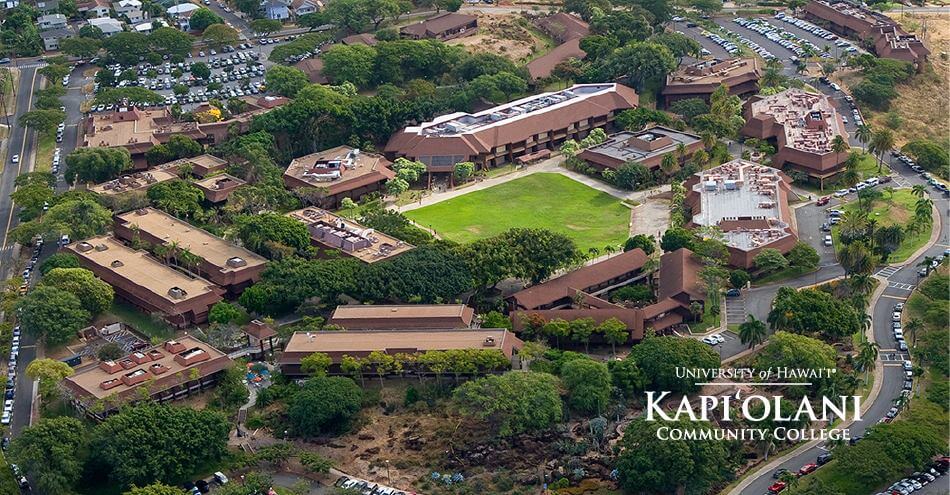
404, 173, 631, 252
833, 188, 932, 263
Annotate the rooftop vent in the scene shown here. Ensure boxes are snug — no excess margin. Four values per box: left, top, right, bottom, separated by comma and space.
483, 336, 496, 347
94, 244, 109, 252
111, 260, 124, 268
226, 257, 247, 268
76, 242, 94, 253
167, 287, 188, 299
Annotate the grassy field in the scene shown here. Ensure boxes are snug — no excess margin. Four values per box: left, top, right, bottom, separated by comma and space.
404, 173, 631, 252
34, 133, 55, 173
832, 188, 931, 263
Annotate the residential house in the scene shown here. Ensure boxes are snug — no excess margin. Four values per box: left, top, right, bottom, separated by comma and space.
400, 12, 477, 41
38, 13, 67, 30
114, 0, 145, 23
41, 27, 75, 51
78, 0, 110, 18
88, 17, 124, 36
290, 0, 319, 17
263, 0, 289, 20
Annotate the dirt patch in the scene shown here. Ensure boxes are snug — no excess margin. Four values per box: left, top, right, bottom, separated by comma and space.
446, 12, 554, 64
864, 12, 950, 146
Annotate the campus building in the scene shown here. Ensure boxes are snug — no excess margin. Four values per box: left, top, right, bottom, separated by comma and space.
81, 97, 286, 168
510, 248, 707, 341
193, 173, 245, 203
527, 13, 590, 81
286, 208, 414, 263
88, 167, 179, 196
400, 12, 477, 41
328, 304, 475, 330
661, 58, 762, 107
803, 0, 929, 67
508, 248, 649, 311
385, 83, 639, 170
176, 154, 230, 177
684, 160, 798, 268
277, 329, 523, 376
65, 236, 224, 327
282, 146, 395, 208
740, 88, 849, 188
113, 208, 267, 294
62, 336, 233, 419
577, 126, 703, 171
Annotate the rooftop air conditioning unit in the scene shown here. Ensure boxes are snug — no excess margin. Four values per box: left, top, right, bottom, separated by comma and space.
226, 257, 247, 268
168, 287, 187, 299
111, 260, 124, 268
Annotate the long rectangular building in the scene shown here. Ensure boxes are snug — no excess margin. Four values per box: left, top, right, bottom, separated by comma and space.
278, 329, 522, 376
385, 83, 639, 170
113, 208, 267, 294
803, 1, 928, 67
508, 248, 649, 311
62, 336, 232, 419
684, 160, 798, 268
740, 88, 849, 188
65, 236, 223, 326
329, 304, 475, 330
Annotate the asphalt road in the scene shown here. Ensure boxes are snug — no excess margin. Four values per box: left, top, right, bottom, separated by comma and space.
738, 169, 950, 495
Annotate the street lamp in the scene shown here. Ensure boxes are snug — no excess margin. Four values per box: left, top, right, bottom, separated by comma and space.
385, 459, 391, 485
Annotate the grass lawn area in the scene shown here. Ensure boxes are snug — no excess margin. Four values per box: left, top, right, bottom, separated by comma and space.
687, 305, 721, 334
404, 173, 631, 252
99, 300, 174, 342
853, 151, 890, 180
832, 188, 931, 263
34, 133, 55, 173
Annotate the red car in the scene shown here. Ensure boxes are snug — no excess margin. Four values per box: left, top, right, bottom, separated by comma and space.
769, 481, 787, 493
817, 196, 831, 206
799, 463, 818, 476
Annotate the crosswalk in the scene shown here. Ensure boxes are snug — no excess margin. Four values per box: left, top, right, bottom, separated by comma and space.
9, 62, 47, 69
881, 352, 909, 363
876, 266, 901, 277
887, 281, 916, 291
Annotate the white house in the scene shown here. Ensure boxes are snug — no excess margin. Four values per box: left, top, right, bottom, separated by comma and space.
290, 0, 319, 17
35, 0, 59, 13
38, 13, 67, 30
114, 0, 144, 23
41, 26, 74, 51
88, 16, 124, 36
167, 2, 199, 30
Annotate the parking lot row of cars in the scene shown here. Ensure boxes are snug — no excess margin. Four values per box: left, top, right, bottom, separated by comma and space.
733, 17, 827, 59
774, 11, 859, 54
876, 457, 950, 494
891, 151, 950, 197
705, 25, 777, 60
334, 475, 413, 495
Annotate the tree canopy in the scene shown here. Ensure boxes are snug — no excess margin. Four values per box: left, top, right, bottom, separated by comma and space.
288, 376, 363, 437
10, 417, 87, 494
16, 285, 90, 347
453, 371, 562, 437
92, 405, 230, 488
41, 267, 114, 315
65, 147, 133, 184
627, 336, 719, 394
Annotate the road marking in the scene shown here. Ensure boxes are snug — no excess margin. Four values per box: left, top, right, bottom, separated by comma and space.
883, 363, 904, 367
876, 266, 901, 277
887, 282, 915, 291
881, 294, 908, 300
1, 68, 39, 249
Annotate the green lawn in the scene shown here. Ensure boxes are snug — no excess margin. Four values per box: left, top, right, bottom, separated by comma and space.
404, 173, 631, 252
832, 188, 931, 263
34, 133, 55, 173
98, 300, 174, 342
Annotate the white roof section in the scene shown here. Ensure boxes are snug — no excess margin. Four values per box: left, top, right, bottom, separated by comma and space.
88, 16, 123, 32
167, 2, 199, 14
115, 0, 141, 6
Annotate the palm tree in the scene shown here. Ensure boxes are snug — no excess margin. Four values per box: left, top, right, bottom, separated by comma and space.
855, 124, 872, 150
761, 67, 784, 88
904, 318, 922, 347
839, 241, 873, 276
915, 197, 933, 220
779, 471, 800, 490
849, 273, 874, 296
660, 153, 678, 175
738, 315, 767, 349
675, 142, 687, 163
856, 340, 879, 383
870, 128, 894, 174
587, 247, 600, 260
701, 132, 716, 151
831, 135, 848, 168
911, 184, 927, 198
603, 245, 616, 257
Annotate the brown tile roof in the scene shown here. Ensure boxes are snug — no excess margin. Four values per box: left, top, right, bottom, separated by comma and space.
400, 13, 476, 37
62, 335, 232, 402
244, 320, 278, 340
385, 83, 639, 160
341, 33, 378, 46
510, 248, 648, 310
527, 38, 586, 80
657, 248, 705, 302
295, 58, 328, 84
329, 304, 475, 329
640, 297, 685, 319
535, 12, 590, 42
278, 329, 523, 363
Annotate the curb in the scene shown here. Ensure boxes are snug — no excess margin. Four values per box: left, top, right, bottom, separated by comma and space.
725, 274, 889, 495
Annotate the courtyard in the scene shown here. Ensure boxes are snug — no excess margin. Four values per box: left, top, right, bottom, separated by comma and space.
404, 173, 632, 252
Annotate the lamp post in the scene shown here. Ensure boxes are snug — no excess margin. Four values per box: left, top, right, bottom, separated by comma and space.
385, 459, 392, 485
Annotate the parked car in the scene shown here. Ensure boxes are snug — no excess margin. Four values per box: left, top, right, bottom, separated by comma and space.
903, 380, 913, 390
824, 235, 833, 247
772, 468, 790, 479
799, 463, 818, 476
816, 196, 830, 206
817, 453, 832, 466
726, 288, 741, 297
768, 481, 787, 493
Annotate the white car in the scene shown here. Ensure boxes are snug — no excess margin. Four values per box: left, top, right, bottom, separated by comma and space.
1, 411, 10, 425
834, 189, 848, 197
893, 312, 902, 322
10, 154, 18, 164
824, 235, 833, 246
